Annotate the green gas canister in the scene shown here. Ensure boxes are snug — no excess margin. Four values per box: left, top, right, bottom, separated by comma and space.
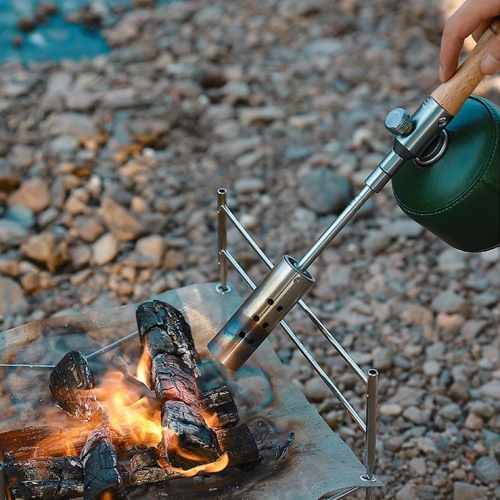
392, 96, 500, 253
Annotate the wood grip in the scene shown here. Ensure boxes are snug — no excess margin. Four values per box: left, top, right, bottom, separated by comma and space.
431, 18, 500, 116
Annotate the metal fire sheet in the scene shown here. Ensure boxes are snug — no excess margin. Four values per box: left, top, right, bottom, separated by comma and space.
0, 282, 381, 499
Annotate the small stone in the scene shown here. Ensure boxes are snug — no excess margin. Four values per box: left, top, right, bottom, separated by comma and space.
409, 457, 427, 476
461, 319, 488, 339
92, 233, 119, 265
379, 403, 402, 416
372, 347, 393, 371
8, 178, 51, 213
436, 313, 465, 329
7, 145, 34, 169
298, 168, 351, 215
233, 176, 266, 194
135, 235, 165, 267
423, 359, 441, 377
439, 403, 462, 421
402, 304, 434, 325
0, 277, 29, 316
384, 219, 424, 238
23, 232, 56, 266
479, 380, 500, 400
474, 456, 500, 484
396, 483, 417, 500
288, 113, 321, 129
361, 230, 392, 254
65, 89, 97, 111
464, 412, 484, 430
302, 38, 343, 57
238, 106, 286, 126
99, 199, 141, 242
403, 406, 430, 425
437, 248, 467, 272
303, 376, 332, 402
0, 219, 27, 244
4, 205, 35, 229
468, 401, 495, 419
431, 290, 469, 314
44, 112, 97, 138
453, 482, 488, 500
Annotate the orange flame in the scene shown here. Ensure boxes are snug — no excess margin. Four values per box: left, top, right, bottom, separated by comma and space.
93, 370, 162, 448
136, 350, 151, 388
162, 452, 229, 477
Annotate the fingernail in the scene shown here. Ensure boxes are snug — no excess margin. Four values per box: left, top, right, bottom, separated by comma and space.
481, 54, 500, 75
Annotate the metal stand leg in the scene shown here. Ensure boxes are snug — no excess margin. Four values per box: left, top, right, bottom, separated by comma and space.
217, 188, 229, 292
364, 369, 379, 499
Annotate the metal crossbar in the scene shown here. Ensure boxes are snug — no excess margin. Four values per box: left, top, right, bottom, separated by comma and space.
215, 188, 379, 500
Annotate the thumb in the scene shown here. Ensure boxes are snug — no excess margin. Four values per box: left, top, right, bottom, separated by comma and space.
481, 36, 500, 75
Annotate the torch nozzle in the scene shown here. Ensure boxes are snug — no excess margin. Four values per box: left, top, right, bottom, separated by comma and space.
207, 255, 315, 371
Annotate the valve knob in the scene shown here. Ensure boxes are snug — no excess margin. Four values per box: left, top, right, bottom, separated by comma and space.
385, 108, 413, 136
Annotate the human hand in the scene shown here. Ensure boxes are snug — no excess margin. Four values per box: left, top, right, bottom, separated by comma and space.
439, 0, 500, 82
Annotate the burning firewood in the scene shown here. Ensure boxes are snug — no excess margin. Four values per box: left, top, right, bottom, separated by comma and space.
136, 300, 221, 470
80, 429, 126, 500
136, 300, 199, 376
3, 456, 84, 500
50, 352, 126, 500
49, 351, 101, 422
216, 424, 260, 469
129, 448, 183, 486
201, 385, 239, 430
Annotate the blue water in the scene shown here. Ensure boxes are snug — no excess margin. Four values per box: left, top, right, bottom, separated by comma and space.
0, 1, 172, 63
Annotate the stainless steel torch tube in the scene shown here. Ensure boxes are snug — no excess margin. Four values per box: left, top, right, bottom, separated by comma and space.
297, 185, 374, 270
208, 255, 315, 371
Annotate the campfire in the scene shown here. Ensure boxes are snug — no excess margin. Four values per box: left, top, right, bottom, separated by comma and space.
0, 300, 259, 500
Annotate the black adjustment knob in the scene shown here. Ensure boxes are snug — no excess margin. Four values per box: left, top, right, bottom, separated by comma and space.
385, 108, 413, 136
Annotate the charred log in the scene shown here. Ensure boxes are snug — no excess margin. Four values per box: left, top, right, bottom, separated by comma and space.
129, 448, 183, 486
49, 351, 101, 421
0, 426, 91, 462
136, 300, 199, 375
4, 456, 83, 500
151, 354, 199, 406
136, 301, 221, 469
201, 385, 239, 430
80, 430, 126, 500
216, 424, 260, 469
161, 401, 219, 470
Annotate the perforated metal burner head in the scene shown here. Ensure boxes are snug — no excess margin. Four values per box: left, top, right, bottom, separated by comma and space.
208, 255, 315, 371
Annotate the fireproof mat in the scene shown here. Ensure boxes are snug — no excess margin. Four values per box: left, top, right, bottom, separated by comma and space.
0, 282, 382, 499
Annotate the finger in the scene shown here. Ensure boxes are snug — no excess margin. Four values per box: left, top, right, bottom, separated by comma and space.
440, 0, 500, 81
472, 20, 493, 42
481, 36, 500, 74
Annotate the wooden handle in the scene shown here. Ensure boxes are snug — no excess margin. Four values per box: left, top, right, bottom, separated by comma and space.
431, 18, 500, 116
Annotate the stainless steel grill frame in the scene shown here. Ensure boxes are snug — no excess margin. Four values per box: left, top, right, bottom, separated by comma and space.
215, 187, 380, 500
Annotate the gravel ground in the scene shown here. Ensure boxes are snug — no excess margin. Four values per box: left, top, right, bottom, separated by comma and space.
0, 1, 499, 499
